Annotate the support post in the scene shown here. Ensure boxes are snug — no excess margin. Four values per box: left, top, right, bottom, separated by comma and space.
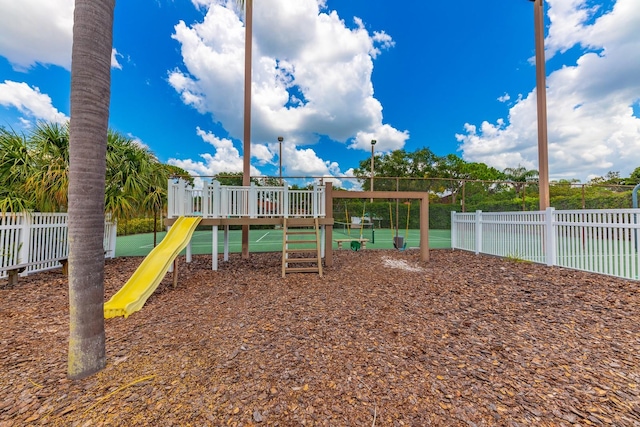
107, 219, 117, 259
450, 211, 457, 250
545, 207, 556, 266
420, 195, 429, 262
19, 213, 31, 265
475, 210, 482, 255
224, 225, 230, 262
533, 0, 550, 209
212, 225, 219, 270
324, 182, 333, 267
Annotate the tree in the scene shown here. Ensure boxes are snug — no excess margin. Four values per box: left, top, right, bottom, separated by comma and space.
105, 130, 162, 220
0, 127, 33, 212
29, 122, 71, 211
67, 0, 115, 380
353, 148, 438, 191
0, 122, 171, 220
434, 155, 505, 204
503, 165, 539, 194
626, 167, 640, 185
216, 172, 244, 186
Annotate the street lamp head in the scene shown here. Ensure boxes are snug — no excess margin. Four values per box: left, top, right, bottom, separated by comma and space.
277, 136, 284, 142
371, 139, 377, 146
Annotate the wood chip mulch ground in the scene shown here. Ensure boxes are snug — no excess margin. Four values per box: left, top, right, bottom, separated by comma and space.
1, 249, 640, 427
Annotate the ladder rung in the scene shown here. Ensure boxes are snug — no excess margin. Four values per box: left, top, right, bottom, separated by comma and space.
286, 249, 315, 254
286, 258, 318, 263
286, 239, 316, 244
285, 267, 321, 273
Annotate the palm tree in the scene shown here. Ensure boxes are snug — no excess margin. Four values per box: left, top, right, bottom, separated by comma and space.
67, 0, 115, 380
503, 165, 539, 207
29, 122, 70, 211
105, 130, 156, 219
0, 127, 33, 212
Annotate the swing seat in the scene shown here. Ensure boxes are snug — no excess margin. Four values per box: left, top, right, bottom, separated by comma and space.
350, 240, 361, 251
393, 236, 404, 250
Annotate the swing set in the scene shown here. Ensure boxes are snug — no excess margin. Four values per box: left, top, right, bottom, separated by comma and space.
343, 201, 373, 251
329, 188, 430, 264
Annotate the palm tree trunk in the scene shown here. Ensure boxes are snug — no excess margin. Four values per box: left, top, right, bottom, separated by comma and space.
67, 0, 115, 380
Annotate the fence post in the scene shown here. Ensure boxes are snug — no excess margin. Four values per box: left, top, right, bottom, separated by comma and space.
450, 211, 457, 250
283, 185, 289, 218
177, 179, 186, 217
545, 207, 556, 266
249, 183, 257, 218
475, 210, 482, 255
167, 179, 175, 218
211, 180, 221, 218
107, 219, 117, 259
202, 181, 210, 218
19, 213, 31, 264
312, 184, 319, 218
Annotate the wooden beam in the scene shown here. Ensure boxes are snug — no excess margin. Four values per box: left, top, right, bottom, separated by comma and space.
334, 191, 426, 200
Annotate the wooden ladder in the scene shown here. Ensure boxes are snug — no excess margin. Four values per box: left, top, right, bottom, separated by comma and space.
282, 218, 323, 278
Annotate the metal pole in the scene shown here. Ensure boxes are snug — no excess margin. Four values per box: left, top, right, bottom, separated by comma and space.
278, 136, 283, 186
532, 0, 550, 209
370, 139, 376, 203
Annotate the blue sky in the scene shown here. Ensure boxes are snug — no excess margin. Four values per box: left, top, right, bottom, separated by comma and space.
1, 0, 639, 187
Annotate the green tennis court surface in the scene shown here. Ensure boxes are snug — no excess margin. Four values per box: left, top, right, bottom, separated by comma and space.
115, 228, 451, 257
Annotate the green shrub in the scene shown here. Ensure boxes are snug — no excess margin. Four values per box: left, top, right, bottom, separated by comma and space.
117, 217, 160, 236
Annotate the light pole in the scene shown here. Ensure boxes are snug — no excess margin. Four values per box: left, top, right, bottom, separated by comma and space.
370, 139, 377, 202
530, 0, 550, 209
277, 136, 284, 185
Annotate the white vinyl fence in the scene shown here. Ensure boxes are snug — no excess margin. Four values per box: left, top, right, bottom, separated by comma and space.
451, 208, 640, 281
0, 213, 117, 279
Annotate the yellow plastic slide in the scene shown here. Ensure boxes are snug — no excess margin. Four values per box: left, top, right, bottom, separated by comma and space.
104, 216, 202, 319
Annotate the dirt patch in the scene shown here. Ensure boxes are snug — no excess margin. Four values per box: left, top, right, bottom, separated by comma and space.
1, 250, 640, 426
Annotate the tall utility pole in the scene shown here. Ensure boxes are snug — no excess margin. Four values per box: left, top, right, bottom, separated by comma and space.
241, 0, 253, 258
531, 0, 550, 209
370, 139, 376, 202
278, 136, 284, 185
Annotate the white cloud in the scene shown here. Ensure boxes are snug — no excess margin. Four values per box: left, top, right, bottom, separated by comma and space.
0, 0, 74, 70
168, 0, 407, 178
168, 126, 348, 180
0, 80, 68, 124
458, 0, 640, 182
168, 127, 262, 177
349, 125, 409, 152
0, 1, 122, 72
111, 49, 123, 70
497, 93, 511, 103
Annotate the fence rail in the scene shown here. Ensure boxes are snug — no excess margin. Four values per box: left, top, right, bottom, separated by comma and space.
167, 179, 326, 219
0, 213, 117, 279
451, 208, 640, 281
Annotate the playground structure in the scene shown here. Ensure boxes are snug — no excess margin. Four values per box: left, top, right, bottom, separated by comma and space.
165, 178, 430, 270
102, 179, 429, 317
